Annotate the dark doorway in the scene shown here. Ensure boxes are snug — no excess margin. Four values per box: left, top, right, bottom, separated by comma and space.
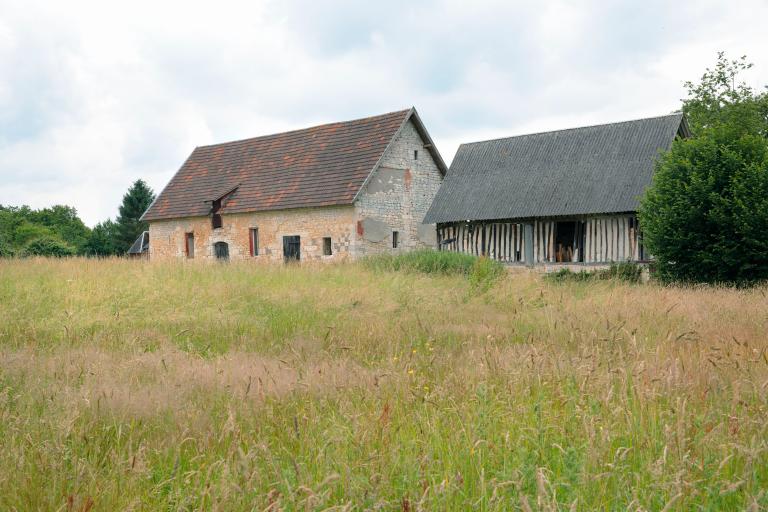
283, 235, 300, 262
554, 221, 577, 263
214, 241, 229, 260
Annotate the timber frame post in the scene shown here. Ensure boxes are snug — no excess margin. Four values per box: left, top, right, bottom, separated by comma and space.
524, 222, 534, 266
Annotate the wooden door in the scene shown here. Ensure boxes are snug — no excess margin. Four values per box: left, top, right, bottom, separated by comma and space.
214, 242, 229, 260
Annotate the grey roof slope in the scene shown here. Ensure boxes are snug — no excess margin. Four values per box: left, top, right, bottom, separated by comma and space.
424, 113, 687, 224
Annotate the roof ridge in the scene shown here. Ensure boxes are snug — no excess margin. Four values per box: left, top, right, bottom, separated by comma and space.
196, 108, 412, 150
460, 112, 684, 148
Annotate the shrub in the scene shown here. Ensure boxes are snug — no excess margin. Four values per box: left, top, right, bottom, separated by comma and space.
363, 249, 505, 288
545, 268, 593, 283
639, 130, 768, 284
0, 244, 13, 258
545, 262, 643, 284
468, 256, 505, 292
602, 261, 643, 282
0, 234, 13, 258
21, 236, 75, 257
362, 249, 480, 275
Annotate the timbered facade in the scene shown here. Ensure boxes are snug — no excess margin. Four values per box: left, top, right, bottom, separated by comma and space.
425, 114, 690, 265
436, 215, 647, 264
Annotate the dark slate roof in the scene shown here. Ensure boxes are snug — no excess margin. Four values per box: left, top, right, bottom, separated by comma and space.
127, 231, 149, 254
424, 113, 688, 224
142, 108, 446, 221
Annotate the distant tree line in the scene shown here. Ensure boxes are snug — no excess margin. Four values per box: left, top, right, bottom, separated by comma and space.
0, 180, 155, 257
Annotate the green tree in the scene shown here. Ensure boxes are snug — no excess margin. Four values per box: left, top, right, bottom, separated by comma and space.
0, 204, 91, 255
640, 53, 768, 284
115, 180, 155, 253
13, 221, 55, 247
0, 234, 13, 257
29, 205, 91, 252
21, 235, 75, 257
682, 52, 768, 137
83, 219, 121, 256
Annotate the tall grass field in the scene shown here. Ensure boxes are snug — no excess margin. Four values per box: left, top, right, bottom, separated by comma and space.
1, 255, 767, 510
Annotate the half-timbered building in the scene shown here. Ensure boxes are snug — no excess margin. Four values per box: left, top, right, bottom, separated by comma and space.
423, 114, 690, 265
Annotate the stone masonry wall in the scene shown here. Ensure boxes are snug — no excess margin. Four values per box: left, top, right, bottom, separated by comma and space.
353, 118, 443, 256
149, 205, 357, 262
148, 117, 444, 262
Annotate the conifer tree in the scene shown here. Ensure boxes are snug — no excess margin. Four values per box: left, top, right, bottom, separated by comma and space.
115, 180, 155, 252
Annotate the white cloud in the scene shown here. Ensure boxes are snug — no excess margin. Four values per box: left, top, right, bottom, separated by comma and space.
0, 0, 766, 225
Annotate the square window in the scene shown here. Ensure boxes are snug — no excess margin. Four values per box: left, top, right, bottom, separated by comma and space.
323, 237, 332, 256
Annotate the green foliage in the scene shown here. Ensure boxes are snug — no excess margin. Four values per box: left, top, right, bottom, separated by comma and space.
12, 221, 55, 246
363, 250, 505, 294
640, 53, 768, 284
0, 204, 90, 255
640, 127, 768, 284
0, 235, 14, 258
0, 180, 154, 257
363, 249, 493, 276
468, 255, 505, 292
545, 262, 643, 284
115, 179, 155, 253
682, 52, 768, 137
605, 261, 644, 282
20, 236, 75, 257
83, 219, 121, 256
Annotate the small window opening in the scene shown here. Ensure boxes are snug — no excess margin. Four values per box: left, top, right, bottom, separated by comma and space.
185, 232, 194, 258
322, 237, 333, 256
211, 198, 223, 229
249, 228, 259, 256
414, 149, 419, 160
392, 231, 399, 249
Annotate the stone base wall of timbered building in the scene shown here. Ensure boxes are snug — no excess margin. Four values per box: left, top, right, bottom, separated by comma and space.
437, 214, 647, 265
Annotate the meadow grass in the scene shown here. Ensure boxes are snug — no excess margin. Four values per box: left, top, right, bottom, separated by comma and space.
0, 257, 767, 510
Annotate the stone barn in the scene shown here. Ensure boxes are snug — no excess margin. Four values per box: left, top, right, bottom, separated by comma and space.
424, 114, 691, 266
141, 108, 446, 261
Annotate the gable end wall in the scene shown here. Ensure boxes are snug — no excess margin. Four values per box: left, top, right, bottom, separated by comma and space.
353, 119, 443, 256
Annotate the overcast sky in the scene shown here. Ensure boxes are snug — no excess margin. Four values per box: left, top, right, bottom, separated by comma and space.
1, 0, 767, 226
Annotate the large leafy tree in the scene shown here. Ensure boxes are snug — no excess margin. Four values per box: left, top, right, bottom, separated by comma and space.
115, 180, 155, 252
640, 53, 768, 284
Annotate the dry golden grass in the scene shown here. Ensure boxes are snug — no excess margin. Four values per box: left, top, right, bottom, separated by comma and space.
0, 257, 766, 510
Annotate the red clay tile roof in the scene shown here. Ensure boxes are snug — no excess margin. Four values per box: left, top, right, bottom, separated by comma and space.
142, 109, 425, 221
